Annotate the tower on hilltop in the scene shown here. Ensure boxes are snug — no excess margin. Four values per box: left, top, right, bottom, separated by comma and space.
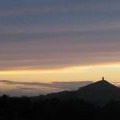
102, 76, 105, 81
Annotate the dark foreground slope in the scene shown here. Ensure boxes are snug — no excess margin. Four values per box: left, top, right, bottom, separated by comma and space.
0, 80, 120, 120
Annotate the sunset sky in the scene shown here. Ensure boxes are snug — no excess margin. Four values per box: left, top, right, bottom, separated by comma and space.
0, 0, 120, 95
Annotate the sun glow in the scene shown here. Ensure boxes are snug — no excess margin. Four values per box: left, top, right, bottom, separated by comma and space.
0, 63, 120, 83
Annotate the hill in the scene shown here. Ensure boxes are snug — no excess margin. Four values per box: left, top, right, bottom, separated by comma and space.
46, 80, 120, 105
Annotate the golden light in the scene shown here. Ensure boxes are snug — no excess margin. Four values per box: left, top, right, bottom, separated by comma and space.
0, 62, 120, 83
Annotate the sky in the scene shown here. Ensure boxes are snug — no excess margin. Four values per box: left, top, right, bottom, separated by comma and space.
0, 0, 120, 95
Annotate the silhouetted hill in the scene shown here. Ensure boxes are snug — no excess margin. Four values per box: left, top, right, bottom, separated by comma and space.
76, 80, 120, 105
78, 80, 118, 90
46, 80, 120, 105
0, 80, 120, 119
